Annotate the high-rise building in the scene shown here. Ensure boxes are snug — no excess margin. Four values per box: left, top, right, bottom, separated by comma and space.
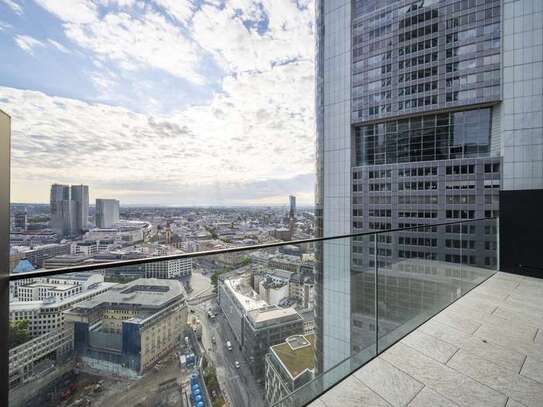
71, 185, 89, 234
13, 210, 27, 231
95, 198, 120, 228
49, 184, 89, 237
289, 195, 296, 219
315, 0, 543, 372
50, 184, 75, 237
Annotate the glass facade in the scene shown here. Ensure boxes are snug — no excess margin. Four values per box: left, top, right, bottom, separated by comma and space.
352, 0, 501, 122
355, 108, 492, 165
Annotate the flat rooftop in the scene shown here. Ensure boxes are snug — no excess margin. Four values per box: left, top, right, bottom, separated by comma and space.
310, 272, 543, 407
247, 305, 301, 327
71, 278, 184, 311
225, 277, 267, 312
271, 334, 315, 379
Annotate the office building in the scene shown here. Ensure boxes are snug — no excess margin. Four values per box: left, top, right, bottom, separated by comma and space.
49, 184, 75, 237
315, 0, 543, 372
265, 334, 315, 406
71, 185, 89, 233
95, 198, 120, 228
64, 279, 187, 376
49, 184, 89, 237
9, 274, 113, 337
243, 306, 304, 379
144, 257, 192, 279
13, 210, 27, 231
289, 195, 296, 219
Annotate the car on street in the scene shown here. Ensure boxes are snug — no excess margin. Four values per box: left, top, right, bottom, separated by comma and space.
211, 336, 216, 344
234, 361, 240, 369
226, 341, 232, 351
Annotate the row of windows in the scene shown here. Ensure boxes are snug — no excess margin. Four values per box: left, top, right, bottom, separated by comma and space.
399, 250, 437, 260
399, 223, 438, 232
399, 211, 438, 219
399, 9, 438, 29
446, 209, 475, 219
399, 95, 437, 111
399, 81, 438, 97
399, 237, 437, 247
445, 7, 500, 30
399, 23, 438, 42
399, 53, 438, 70
369, 209, 392, 217
446, 86, 499, 102
399, 167, 437, 177
445, 254, 477, 264
446, 239, 475, 249
369, 222, 391, 230
446, 39, 499, 58
399, 38, 438, 56
399, 181, 438, 191
446, 23, 499, 45
446, 164, 475, 175
446, 69, 500, 88
445, 54, 500, 73
399, 67, 438, 83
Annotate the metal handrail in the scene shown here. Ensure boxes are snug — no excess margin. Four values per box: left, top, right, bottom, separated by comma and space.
8, 217, 496, 281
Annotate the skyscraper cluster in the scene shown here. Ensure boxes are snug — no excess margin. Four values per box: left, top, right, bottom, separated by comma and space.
50, 184, 89, 237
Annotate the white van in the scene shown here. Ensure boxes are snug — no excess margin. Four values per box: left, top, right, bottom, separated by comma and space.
226, 341, 232, 351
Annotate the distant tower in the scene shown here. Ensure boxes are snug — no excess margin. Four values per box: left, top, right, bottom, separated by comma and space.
96, 199, 120, 228
50, 184, 74, 237
71, 185, 89, 233
14, 209, 27, 231
50, 184, 89, 237
289, 195, 296, 219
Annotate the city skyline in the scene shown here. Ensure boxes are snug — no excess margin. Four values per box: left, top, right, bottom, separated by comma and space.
0, 0, 316, 206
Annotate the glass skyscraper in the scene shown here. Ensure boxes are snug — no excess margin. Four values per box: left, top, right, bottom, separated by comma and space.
315, 0, 543, 372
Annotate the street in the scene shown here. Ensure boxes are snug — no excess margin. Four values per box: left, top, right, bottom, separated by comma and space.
192, 300, 265, 407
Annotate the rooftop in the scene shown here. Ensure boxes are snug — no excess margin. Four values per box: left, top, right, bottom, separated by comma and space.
247, 305, 301, 327
70, 278, 184, 311
310, 272, 543, 407
271, 334, 315, 380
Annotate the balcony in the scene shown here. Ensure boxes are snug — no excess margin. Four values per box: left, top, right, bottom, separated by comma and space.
306, 271, 543, 407
5, 216, 541, 407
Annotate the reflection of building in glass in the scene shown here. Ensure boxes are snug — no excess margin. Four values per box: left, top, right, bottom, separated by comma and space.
265, 334, 315, 406
65, 278, 187, 376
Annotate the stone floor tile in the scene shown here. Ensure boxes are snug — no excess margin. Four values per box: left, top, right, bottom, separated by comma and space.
400, 330, 458, 364
381, 343, 507, 407
407, 387, 460, 407
354, 357, 423, 407
320, 375, 392, 407
521, 356, 543, 384
447, 350, 543, 407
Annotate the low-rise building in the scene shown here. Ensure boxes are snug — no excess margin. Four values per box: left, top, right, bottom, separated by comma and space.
243, 306, 304, 379
265, 334, 315, 406
144, 257, 192, 279
9, 276, 114, 337
64, 278, 187, 376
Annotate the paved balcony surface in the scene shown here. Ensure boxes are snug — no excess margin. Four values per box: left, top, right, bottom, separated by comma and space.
310, 272, 543, 407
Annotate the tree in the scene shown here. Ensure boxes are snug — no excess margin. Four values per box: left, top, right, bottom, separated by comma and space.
9, 320, 30, 348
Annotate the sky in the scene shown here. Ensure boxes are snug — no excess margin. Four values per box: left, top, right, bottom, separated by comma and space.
0, 0, 316, 206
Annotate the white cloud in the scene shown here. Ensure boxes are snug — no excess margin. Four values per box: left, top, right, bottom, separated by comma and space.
34, 0, 97, 24
6, 0, 317, 204
1, 0, 23, 15
14, 34, 45, 55
47, 39, 70, 53
34, 0, 205, 84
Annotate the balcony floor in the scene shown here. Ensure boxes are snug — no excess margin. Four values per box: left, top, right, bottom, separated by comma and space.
310, 272, 543, 407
